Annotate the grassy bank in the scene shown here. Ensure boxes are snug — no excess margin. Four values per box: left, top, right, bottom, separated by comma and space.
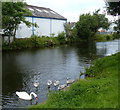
2, 36, 59, 50
2, 32, 120, 51
2, 33, 83, 51
94, 33, 120, 42
30, 52, 119, 108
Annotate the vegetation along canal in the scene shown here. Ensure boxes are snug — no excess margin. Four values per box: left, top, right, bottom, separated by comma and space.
2, 39, 120, 108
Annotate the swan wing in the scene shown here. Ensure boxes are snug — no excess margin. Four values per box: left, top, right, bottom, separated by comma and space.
54, 81, 59, 86
67, 80, 75, 84
16, 91, 31, 100
56, 81, 59, 84
34, 82, 39, 87
47, 80, 52, 85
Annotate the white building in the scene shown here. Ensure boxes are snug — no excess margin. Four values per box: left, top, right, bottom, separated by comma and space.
16, 5, 67, 38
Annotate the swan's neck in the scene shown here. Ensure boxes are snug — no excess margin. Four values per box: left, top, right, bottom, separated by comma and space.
30, 92, 37, 98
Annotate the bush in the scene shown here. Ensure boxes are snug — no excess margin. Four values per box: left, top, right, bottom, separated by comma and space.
57, 32, 66, 44
106, 35, 111, 40
30, 35, 41, 47
94, 34, 114, 41
2, 35, 62, 50
105, 34, 113, 40
112, 32, 120, 39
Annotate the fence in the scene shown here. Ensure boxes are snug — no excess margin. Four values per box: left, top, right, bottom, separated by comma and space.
2, 34, 14, 43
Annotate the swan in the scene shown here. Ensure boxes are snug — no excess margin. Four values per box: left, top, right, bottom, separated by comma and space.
47, 80, 52, 88
53, 80, 59, 87
34, 82, 39, 88
66, 77, 75, 86
38, 72, 41, 74
16, 91, 38, 101
58, 84, 67, 90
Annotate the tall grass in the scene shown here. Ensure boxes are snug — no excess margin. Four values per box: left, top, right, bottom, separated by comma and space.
2, 32, 120, 51
2, 32, 84, 51
2, 35, 61, 50
30, 52, 119, 108
94, 33, 120, 42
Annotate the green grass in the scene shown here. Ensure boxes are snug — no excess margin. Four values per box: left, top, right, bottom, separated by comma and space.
2, 34, 84, 51
94, 33, 120, 42
2, 36, 61, 50
30, 52, 119, 108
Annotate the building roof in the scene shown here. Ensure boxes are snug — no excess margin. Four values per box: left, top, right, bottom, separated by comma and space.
26, 5, 67, 20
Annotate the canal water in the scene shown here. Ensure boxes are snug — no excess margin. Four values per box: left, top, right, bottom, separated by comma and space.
2, 39, 120, 108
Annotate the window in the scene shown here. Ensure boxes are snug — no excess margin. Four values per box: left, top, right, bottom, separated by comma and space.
28, 8, 34, 11
36, 8, 42, 12
43, 10, 49, 13
50, 11, 56, 14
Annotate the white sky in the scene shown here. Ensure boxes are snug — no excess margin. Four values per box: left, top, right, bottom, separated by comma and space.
25, 0, 116, 22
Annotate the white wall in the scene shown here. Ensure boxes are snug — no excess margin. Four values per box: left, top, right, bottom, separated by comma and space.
16, 17, 32, 38
52, 19, 66, 36
16, 17, 66, 38
34, 18, 50, 36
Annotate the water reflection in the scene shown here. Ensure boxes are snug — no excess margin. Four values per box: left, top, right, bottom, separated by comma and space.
96, 39, 119, 57
72, 40, 97, 72
2, 39, 120, 108
2, 53, 23, 94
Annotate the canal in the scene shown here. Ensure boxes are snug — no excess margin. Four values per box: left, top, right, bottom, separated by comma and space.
2, 39, 119, 108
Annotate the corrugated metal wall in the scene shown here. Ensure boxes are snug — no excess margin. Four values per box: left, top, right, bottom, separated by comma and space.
52, 19, 66, 36
16, 17, 32, 38
34, 18, 51, 36
16, 17, 66, 38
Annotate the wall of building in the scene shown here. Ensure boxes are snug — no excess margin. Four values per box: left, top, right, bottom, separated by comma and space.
52, 19, 66, 36
34, 17, 51, 36
16, 17, 67, 38
16, 17, 32, 38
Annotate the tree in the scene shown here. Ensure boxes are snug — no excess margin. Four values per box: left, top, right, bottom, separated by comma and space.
2, 2, 33, 42
114, 20, 120, 32
105, 2, 120, 33
106, 2, 120, 16
64, 22, 76, 37
75, 10, 110, 39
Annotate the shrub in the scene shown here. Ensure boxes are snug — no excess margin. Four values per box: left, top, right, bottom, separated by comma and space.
57, 32, 66, 44
94, 34, 114, 41
106, 35, 111, 40
105, 34, 113, 40
30, 35, 41, 47
112, 32, 120, 39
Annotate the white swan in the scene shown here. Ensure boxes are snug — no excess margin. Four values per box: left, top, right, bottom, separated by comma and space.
54, 80, 59, 87
47, 80, 52, 85
66, 77, 75, 86
58, 84, 67, 90
34, 82, 39, 88
16, 91, 38, 101
47, 80, 52, 88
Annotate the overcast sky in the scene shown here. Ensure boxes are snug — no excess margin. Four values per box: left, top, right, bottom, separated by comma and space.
25, 0, 115, 22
